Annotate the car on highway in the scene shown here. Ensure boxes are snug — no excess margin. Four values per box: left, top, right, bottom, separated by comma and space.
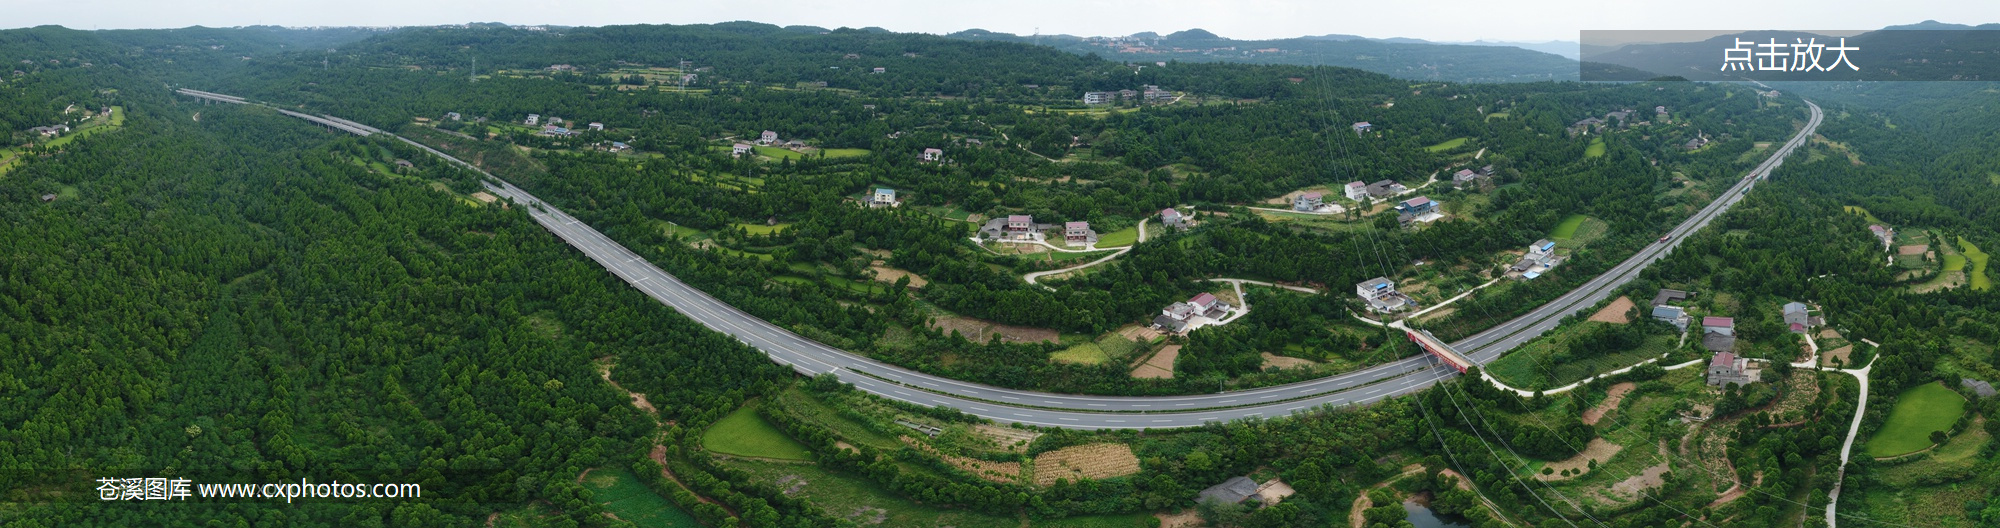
1659, 235, 1672, 243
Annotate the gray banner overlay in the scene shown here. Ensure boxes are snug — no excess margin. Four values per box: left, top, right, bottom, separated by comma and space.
1581, 29, 2000, 81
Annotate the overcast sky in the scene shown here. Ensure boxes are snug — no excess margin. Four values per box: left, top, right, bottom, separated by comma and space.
10, 0, 1998, 42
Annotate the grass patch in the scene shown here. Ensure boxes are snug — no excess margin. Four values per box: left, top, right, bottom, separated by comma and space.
659, 221, 707, 240
1093, 222, 1141, 247
1486, 325, 1676, 390
1943, 254, 1967, 272
1550, 214, 1590, 239
772, 388, 901, 450
1032, 513, 1161, 527
820, 148, 870, 158
1960, 237, 1991, 291
733, 222, 792, 235
580, 468, 701, 527
1844, 205, 1886, 225
1485, 112, 1509, 121
702, 402, 814, 460
1583, 137, 1606, 158
723, 459, 1020, 528
1424, 137, 1469, 152
1052, 334, 1142, 365
1864, 382, 1966, 458
752, 145, 805, 160
1051, 342, 1110, 364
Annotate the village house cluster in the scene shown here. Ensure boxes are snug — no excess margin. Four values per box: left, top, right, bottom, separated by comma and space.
1082, 85, 1173, 105
1508, 239, 1563, 280
1649, 288, 1821, 387
1150, 292, 1236, 333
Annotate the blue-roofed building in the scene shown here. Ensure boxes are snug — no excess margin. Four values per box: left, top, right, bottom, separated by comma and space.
1396, 196, 1437, 215
1652, 305, 1688, 332
1511, 239, 1563, 276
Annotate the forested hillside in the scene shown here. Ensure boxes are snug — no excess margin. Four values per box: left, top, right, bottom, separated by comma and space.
163, 23, 1804, 395
6, 20, 2000, 528
0, 75, 802, 526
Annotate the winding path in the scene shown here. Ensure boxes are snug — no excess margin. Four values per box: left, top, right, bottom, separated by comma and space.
1023, 219, 1146, 286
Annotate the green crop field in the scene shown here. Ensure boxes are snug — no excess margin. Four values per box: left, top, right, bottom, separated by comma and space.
1093, 222, 1142, 247
1550, 214, 1589, 239
1052, 334, 1141, 365
1943, 254, 1967, 272
734, 222, 792, 235
1583, 137, 1606, 158
753, 145, 804, 160
1845, 205, 1886, 225
1960, 237, 1991, 291
725, 459, 1020, 528
1865, 382, 1967, 458
702, 403, 814, 460
820, 148, 870, 158
580, 468, 701, 527
658, 221, 707, 240
1424, 137, 1469, 152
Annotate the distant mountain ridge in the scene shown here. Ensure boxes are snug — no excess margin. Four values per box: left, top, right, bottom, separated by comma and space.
946, 27, 1580, 83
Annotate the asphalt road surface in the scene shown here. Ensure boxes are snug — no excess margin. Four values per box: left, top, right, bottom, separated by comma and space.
245, 90, 1818, 430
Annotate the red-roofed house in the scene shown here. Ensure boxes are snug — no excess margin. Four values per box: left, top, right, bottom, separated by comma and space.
1064, 221, 1096, 246
1343, 181, 1368, 201
1189, 292, 1219, 312
759, 130, 779, 145
1701, 317, 1734, 336
1005, 215, 1036, 240
1707, 351, 1760, 386
1161, 208, 1187, 230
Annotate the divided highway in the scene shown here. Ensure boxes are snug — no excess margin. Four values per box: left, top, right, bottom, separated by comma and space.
200, 88, 1819, 429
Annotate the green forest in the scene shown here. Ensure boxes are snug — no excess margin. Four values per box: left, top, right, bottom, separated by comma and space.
2, 21, 2000, 528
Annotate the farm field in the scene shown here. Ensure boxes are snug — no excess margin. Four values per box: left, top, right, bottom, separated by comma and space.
702, 402, 814, 460
1865, 382, 1967, 458
1052, 334, 1143, 365
580, 468, 701, 527
1584, 137, 1606, 158
1551, 214, 1589, 239
1960, 237, 1991, 291
1032, 443, 1142, 485
820, 148, 871, 158
752, 145, 805, 160
724, 459, 1020, 528
1549, 214, 1608, 246
734, 222, 793, 235
1092, 221, 1142, 247
1424, 137, 1468, 152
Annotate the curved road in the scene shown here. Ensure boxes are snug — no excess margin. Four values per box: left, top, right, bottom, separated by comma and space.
211, 88, 1819, 429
